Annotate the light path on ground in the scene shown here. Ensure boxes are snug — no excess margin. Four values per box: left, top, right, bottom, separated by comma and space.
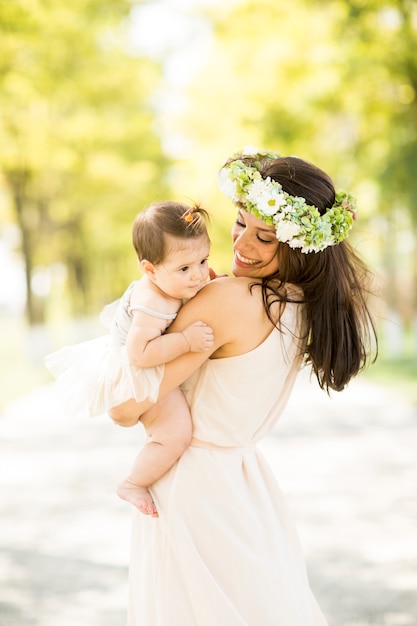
0, 371, 416, 626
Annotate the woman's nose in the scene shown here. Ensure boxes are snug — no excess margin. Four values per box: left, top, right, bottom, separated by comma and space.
234, 228, 250, 247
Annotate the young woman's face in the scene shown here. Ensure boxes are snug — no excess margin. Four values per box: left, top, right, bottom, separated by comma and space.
231, 209, 279, 278
151, 234, 210, 300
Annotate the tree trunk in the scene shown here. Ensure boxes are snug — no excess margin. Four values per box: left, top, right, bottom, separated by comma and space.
6, 167, 45, 325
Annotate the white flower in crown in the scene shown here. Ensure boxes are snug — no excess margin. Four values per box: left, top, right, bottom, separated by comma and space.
217, 167, 237, 200
242, 144, 259, 156
246, 178, 287, 217
275, 219, 302, 243
291, 240, 317, 253
280, 202, 295, 215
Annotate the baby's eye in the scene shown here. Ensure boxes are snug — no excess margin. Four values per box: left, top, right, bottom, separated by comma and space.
200, 258, 208, 265
180, 266, 189, 272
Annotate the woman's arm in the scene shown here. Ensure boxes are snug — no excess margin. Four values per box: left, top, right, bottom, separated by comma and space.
109, 276, 270, 427
109, 278, 240, 426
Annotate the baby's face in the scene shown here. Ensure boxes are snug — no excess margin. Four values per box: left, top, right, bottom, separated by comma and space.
153, 234, 211, 300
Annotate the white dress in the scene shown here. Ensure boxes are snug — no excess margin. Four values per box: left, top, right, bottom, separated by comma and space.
45, 281, 175, 418
128, 302, 329, 626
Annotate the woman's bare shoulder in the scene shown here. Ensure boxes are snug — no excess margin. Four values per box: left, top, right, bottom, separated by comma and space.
191, 276, 256, 311
173, 276, 258, 327
200, 275, 254, 296
171, 276, 265, 357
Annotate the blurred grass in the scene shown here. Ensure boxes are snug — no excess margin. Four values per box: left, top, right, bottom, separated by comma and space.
362, 356, 417, 408
0, 316, 51, 411
1, 314, 416, 412
0, 314, 103, 412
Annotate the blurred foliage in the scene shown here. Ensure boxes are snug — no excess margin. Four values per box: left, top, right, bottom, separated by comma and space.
0, 0, 416, 385
0, 0, 170, 323
165, 0, 417, 334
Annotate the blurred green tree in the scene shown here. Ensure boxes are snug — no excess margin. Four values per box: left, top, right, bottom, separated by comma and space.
164, 0, 416, 352
332, 0, 417, 323
2, 0, 416, 347
0, 0, 169, 324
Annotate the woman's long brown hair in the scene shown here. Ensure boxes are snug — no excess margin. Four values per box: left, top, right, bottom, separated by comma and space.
248, 155, 378, 392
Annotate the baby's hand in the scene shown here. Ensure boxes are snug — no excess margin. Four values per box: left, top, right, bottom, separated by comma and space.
209, 267, 228, 280
182, 321, 214, 352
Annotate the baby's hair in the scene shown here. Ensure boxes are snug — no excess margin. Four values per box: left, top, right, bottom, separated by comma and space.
132, 200, 210, 264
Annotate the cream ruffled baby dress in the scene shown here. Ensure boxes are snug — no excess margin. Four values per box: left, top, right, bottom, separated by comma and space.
45, 281, 173, 418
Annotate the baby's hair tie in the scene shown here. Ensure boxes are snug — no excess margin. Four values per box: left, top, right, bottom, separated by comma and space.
183, 212, 194, 223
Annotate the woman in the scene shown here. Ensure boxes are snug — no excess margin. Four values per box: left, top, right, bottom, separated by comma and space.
110, 148, 377, 626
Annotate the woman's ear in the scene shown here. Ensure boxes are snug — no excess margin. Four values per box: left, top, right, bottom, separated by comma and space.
139, 259, 157, 279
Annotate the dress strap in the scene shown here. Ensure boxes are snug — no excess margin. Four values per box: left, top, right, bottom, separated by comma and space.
128, 304, 177, 321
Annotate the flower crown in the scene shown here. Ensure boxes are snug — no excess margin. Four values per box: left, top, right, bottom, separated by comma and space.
218, 147, 357, 253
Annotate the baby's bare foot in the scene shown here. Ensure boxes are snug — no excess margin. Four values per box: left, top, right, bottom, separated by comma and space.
117, 479, 158, 517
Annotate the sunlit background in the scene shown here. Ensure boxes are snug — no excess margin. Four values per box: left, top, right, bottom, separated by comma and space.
1, 0, 416, 406
0, 1, 417, 624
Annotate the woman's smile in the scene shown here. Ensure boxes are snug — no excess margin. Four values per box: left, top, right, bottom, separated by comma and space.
234, 250, 260, 266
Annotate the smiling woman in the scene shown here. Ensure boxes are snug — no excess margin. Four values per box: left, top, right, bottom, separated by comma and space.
109, 148, 377, 626
231, 210, 280, 277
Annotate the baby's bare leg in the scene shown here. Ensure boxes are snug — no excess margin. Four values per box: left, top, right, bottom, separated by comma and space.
117, 389, 192, 516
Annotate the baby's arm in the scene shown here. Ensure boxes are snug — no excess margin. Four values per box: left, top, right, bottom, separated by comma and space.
126, 312, 214, 368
